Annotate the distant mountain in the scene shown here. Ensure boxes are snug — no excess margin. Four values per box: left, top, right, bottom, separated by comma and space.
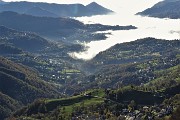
0, 26, 52, 52
0, 11, 85, 41
25, 7, 58, 17
0, 56, 60, 119
0, 11, 136, 42
137, 0, 180, 19
86, 2, 113, 15
0, 1, 113, 17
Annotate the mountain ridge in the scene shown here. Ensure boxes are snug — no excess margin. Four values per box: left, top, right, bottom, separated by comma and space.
82, 38, 180, 74
25, 6, 58, 17
137, 0, 180, 19
0, 1, 114, 17
86, 2, 113, 15
0, 25, 53, 52
0, 11, 136, 42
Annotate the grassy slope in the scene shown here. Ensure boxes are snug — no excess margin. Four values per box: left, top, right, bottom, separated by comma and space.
14, 90, 105, 118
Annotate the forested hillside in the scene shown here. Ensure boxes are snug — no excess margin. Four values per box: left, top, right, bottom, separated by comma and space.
0, 56, 60, 119
1, 37, 179, 119
0, 0, 179, 119
0, 44, 23, 54
84, 38, 180, 73
82, 54, 180, 90
0, 26, 52, 52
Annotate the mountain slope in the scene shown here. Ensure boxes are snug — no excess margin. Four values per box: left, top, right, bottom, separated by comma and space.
84, 56, 180, 89
0, 1, 113, 17
0, 44, 23, 54
2, 37, 179, 119
25, 7, 58, 17
86, 38, 180, 72
12, 81, 180, 120
137, 0, 180, 19
0, 26, 52, 52
0, 56, 60, 119
0, 11, 136, 42
0, 11, 84, 41
0, 92, 20, 120
0, 56, 60, 103
86, 2, 113, 15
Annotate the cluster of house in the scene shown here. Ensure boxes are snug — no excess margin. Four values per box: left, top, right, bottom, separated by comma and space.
71, 99, 174, 120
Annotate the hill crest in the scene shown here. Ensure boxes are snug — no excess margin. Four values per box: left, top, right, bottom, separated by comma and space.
0, 1, 114, 17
